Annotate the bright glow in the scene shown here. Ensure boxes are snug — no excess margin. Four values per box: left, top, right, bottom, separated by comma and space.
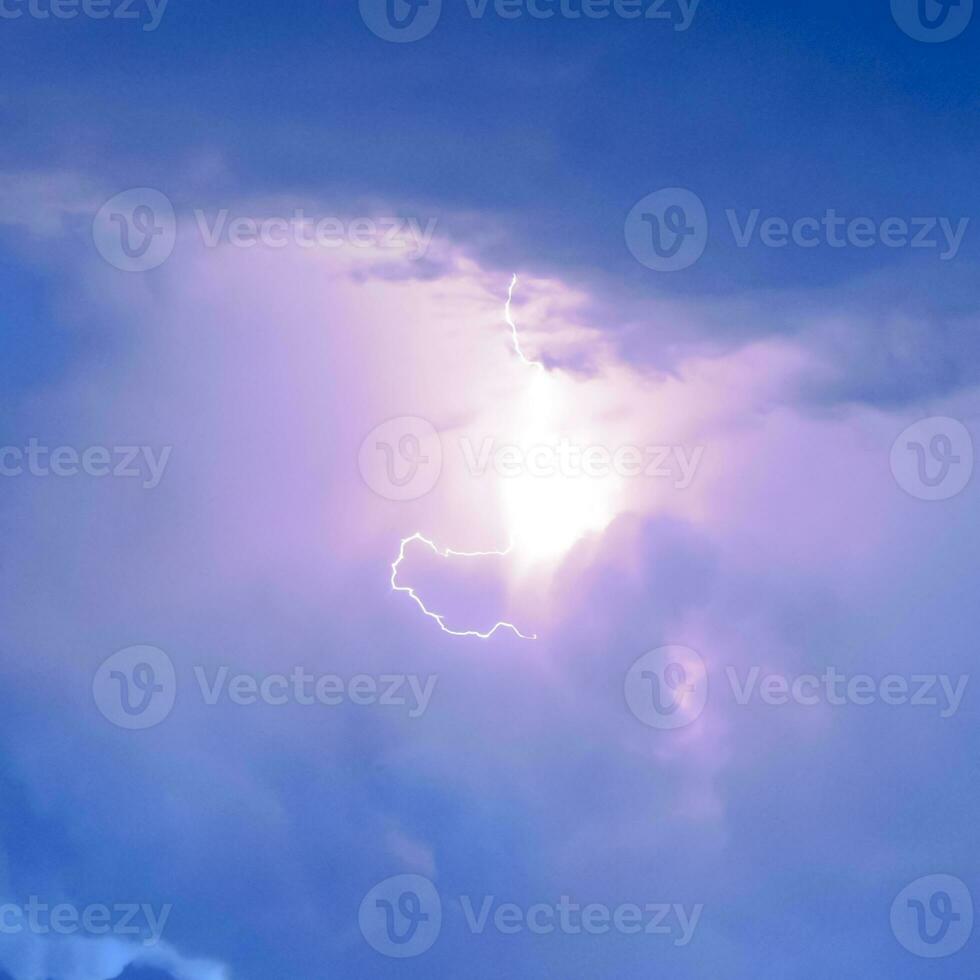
502, 366, 620, 567
391, 274, 620, 638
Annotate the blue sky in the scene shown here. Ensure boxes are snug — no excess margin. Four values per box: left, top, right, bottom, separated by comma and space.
0, 2, 979, 978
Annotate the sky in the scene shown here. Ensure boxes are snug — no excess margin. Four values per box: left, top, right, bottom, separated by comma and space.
0, 1, 979, 978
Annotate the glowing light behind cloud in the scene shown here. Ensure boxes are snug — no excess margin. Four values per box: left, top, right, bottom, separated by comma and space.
501, 366, 624, 569
390, 274, 629, 637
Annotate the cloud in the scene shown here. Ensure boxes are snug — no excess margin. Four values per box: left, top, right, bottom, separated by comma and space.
0, 174, 977, 979
0, 931, 226, 980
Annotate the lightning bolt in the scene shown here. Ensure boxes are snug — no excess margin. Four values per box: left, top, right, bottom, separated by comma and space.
390, 533, 537, 640
390, 275, 540, 641
505, 273, 544, 372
